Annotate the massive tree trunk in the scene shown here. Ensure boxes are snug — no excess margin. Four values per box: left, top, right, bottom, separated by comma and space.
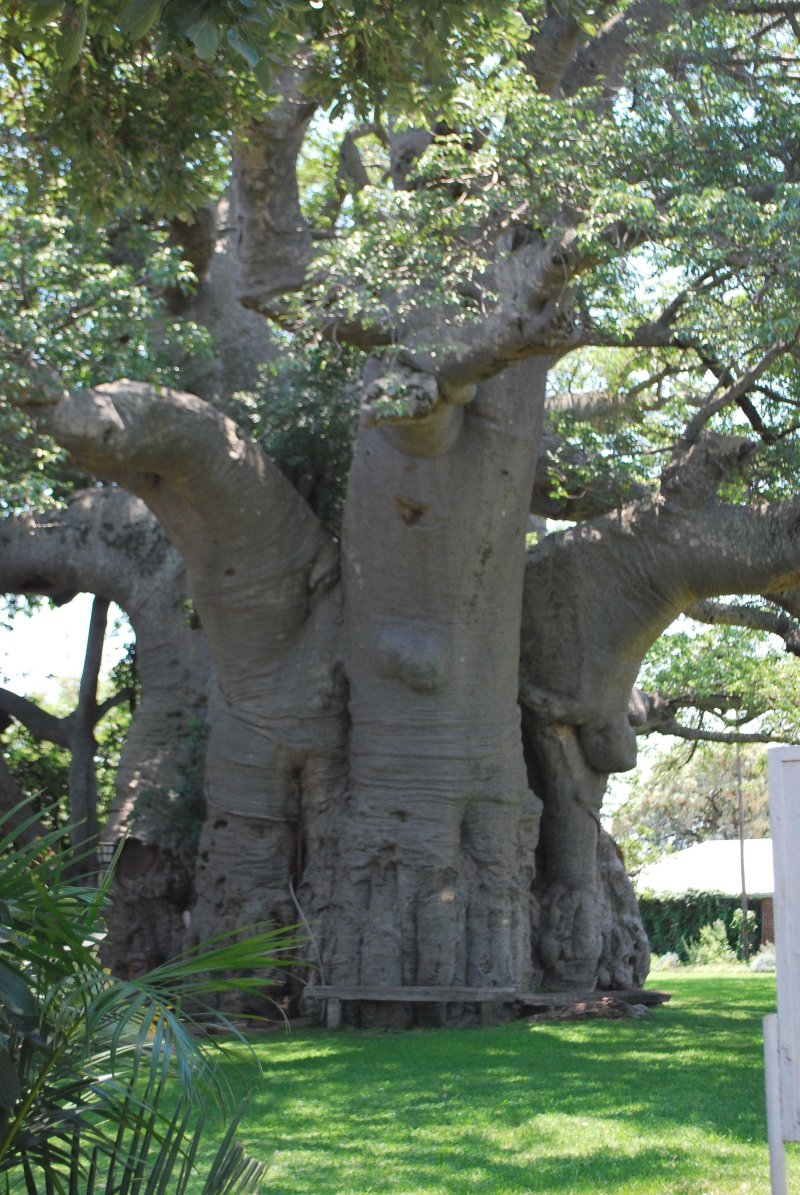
519, 434, 800, 987
14, 374, 566, 1018
17, 375, 800, 1019
304, 362, 547, 1007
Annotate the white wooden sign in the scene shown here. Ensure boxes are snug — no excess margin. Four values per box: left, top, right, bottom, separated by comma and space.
765, 745, 800, 1192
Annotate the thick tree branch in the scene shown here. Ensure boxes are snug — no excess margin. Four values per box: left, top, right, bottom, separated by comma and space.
629, 686, 749, 732
521, 434, 800, 773
646, 720, 783, 744
560, 0, 704, 101
13, 381, 332, 610
0, 688, 70, 746
766, 587, 800, 621
234, 63, 318, 313
685, 596, 800, 653
0, 489, 212, 843
521, 4, 586, 95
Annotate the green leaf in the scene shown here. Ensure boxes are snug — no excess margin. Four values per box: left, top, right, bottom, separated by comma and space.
27, 0, 65, 28
185, 15, 218, 60
55, 1, 87, 69
118, 0, 162, 41
227, 26, 259, 68
252, 56, 271, 95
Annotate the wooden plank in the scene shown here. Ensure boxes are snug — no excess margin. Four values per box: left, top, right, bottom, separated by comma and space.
309, 985, 517, 1003
325, 997, 342, 1030
517, 990, 596, 1006
517, 988, 670, 1008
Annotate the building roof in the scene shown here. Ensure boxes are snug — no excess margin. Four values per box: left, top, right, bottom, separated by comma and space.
634, 838, 774, 898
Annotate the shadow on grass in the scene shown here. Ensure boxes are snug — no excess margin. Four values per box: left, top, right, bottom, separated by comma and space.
197, 973, 787, 1194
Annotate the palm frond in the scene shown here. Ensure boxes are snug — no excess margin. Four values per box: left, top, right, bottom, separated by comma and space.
0, 798, 295, 1193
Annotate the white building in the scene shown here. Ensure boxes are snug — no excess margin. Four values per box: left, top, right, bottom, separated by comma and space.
635, 838, 774, 941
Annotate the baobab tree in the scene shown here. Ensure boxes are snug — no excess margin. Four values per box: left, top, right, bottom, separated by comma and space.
2, 0, 800, 1017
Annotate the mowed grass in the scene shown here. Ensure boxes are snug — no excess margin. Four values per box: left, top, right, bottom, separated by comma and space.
189, 971, 800, 1194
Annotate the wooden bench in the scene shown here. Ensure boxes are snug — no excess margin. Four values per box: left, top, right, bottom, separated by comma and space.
308, 985, 518, 1028
308, 985, 670, 1028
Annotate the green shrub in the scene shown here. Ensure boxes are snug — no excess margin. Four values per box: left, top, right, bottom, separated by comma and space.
684, 920, 736, 966
731, 907, 759, 959
637, 891, 764, 962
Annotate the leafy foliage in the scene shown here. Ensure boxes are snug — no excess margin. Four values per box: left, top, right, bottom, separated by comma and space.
1, 700, 131, 836
638, 622, 800, 742
0, 721, 70, 830
684, 919, 736, 966
638, 893, 763, 964
0, 802, 299, 1192
0, 0, 530, 225
228, 340, 360, 526
0, 179, 213, 512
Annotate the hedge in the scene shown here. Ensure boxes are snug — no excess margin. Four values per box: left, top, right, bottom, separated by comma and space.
637, 891, 764, 960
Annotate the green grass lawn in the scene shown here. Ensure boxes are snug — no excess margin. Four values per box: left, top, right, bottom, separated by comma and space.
191, 971, 800, 1194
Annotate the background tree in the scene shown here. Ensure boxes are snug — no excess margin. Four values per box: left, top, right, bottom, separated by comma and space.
606, 605, 800, 870
612, 742, 770, 872
2, 0, 800, 1014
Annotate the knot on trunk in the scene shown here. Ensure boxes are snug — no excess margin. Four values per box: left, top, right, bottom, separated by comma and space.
363, 368, 440, 427
376, 625, 444, 692
578, 714, 638, 774
362, 366, 464, 456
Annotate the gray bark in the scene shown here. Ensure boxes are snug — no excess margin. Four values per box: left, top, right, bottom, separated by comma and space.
66, 595, 108, 877
303, 361, 548, 1016
0, 489, 211, 971
167, 195, 277, 407
16, 384, 345, 962
519, 432, 800, 987
13, 375, 651, 1016
233, 67, 317, 312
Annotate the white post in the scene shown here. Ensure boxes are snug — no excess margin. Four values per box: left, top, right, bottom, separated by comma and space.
764, 1014, 788, 1195
765, 746, 800, 1191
